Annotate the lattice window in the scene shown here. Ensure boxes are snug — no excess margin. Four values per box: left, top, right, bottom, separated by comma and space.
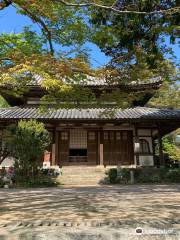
104, 132, 109, 140
116, 132, 121, 140
61, 131, 68, 141
139, 139, 150, 154
109, 132, 114, 141
70, 129, 87, 148
88, 132, 96, 141
122, 131, 128, 140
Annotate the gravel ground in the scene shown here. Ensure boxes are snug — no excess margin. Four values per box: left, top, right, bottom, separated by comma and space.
0, 185, 179, 239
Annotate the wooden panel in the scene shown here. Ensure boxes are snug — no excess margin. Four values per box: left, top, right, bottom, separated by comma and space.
87, 131, 98, 164
58, 131, 69, 165
120, 131, 134, 165
103, 130, 134, 166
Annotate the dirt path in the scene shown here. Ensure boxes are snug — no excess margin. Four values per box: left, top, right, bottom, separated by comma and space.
0, 185, 179, 239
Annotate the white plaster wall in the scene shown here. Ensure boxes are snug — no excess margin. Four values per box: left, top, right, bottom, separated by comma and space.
139, 136, 153, 152
139, 156, 154, 166
134, 129, 154, 166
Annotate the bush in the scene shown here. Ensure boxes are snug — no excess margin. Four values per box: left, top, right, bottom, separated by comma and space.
0, 178, 5, 188
14, 174, 58, 188
118, 168, 131, 183
105, 167, 180, 184
165, 169, 180, 183
7, 120, 50, 186
134, 167, 157, 183
107, 168, 117, 183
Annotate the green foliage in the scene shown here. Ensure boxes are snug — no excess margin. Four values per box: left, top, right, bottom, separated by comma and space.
15, 174, 58, 188
90, 0, 179, 82
107, 168, 117, 183
134, 168, 161, 183
162, 135, 180, 162
106, 167, 180, 184
0, 96, 9, 108
117, 168, 130, 183
7, 120, 50, 184
166, 169, 180, 183
148, 81, 180, 109
0, 1, 179, 109
0, 178, 5, 188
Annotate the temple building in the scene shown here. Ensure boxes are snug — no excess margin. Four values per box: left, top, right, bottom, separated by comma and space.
0, 77, 180, 168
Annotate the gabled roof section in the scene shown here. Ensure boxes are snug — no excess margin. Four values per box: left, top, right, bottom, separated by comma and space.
28, 75, 162, 91
0, 107, 179, 121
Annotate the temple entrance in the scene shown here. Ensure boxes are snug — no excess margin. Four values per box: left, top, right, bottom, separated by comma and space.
58, 129, 133, 166
58, 129, 98, 165
69, 129, 87, 163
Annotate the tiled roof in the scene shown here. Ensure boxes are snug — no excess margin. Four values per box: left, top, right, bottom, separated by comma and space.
0, 107, 180, 121
28, 75, 162, 89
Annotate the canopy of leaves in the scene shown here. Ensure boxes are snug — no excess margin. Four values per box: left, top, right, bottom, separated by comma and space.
162, 135, 180, 161
148, 81, 180, 109
0, 0, 179, 108
7, 120, 50, 164
90, 0, 179, 82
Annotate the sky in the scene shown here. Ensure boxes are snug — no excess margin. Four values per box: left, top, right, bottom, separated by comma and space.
0, 6, 179, 68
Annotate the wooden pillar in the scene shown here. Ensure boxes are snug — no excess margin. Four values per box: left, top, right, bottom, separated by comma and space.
152, 137, 156, 166
134, 125, 139, 166
55, 128, 59, 166
158, 128, 165, 166
51, 144, 56, 166
51, 128, 56, 166
99, 130, 104, 166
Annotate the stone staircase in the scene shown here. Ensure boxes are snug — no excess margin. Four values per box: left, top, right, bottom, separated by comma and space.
57, 166, 107, 186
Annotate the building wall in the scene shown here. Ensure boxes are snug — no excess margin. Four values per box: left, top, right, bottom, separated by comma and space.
137, 129, 154, 166
0, 125, 156, 168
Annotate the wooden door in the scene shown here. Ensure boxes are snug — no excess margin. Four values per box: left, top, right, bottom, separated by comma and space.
58, 131, 69, 165
87, 131, 98, 165
103, 130, 134, 166
103, 131, 113, 165
119, 131, 134, 165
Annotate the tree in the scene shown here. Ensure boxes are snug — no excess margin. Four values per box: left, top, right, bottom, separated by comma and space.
162, 134, 180, 162
148, 81, 180, 109
90, 1, 179, 83
7, 120, 50, 183
0, 1, 179, 108
0, 129, 10, 165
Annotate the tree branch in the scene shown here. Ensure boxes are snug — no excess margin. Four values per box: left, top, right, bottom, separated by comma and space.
13, 4, 55, 56
0, 0, 12, 10
54, 0, 180, 15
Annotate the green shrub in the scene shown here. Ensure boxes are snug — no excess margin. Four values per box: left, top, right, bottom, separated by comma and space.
105, 167, 180, 184
7, 120, 50, 186
165, 169, 180, 183
151, 175, 161, 183
0, 178, 5, 188
108, 168, 117, 183
118, 168, 131, 183
15, 174, 58, 188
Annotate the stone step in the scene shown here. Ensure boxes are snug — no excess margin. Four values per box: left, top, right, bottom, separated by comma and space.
61, 168, 105, 173
57, 166, 107, 185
